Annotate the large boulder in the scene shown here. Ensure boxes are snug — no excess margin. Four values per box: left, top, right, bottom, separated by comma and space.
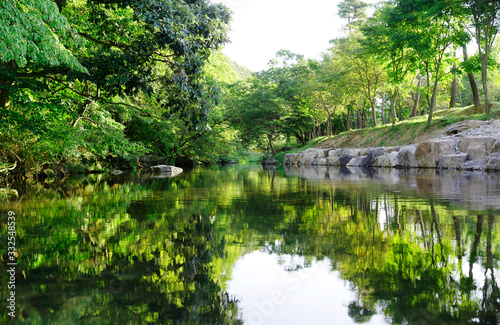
364, 148, 386, 167
297, 148, 323, 165
460, 160, 486, 171
316, 158, 328, 166
374, 151, 399, 168
344, 149, 361, 157
327, 157, 341, 166
296, 149, 315, 166
484, 152, 500, 171
438, 153, 469, 170
317, 149, 329, 158
458, 136, 500, 161
415, 140, 458, 168
327, 149, 344, 158
346, 156, 368, 167
339, 155, 357, 167
397, 145, 418, 168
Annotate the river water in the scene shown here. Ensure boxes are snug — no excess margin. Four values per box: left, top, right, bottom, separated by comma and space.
1, 165, 499, 324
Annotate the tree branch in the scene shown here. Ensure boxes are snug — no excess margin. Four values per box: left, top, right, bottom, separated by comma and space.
45, 76, 158, 118
78, 32, 129, 49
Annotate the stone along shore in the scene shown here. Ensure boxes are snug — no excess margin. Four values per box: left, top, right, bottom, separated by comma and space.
284, 120, 500, 171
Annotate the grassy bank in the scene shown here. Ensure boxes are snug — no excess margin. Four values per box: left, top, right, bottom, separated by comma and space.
319, 104, 500, 148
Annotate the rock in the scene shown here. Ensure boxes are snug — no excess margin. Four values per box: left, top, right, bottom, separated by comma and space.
445, 120, 489, 135
344, 149, 361, 157
111, 170, 123, 175
397, 145, 418, 168
150, 165, 183, 177
327, 157, 341, 166
364, 148, 386, 167
327, 149, 344, 158
384, 147, 400, 153
283, 153, 298, 166
339, 155, 357, 167
358, 148, 371, 156
346, 156, 367, 167
317, 149, 329, 158
262, 157, 277, 165
415, 140, 458, 168
458, 136, 500, 160
316, 158, 328, 165
374, 151, 399, 168
297, 149, 321, 166
484, 152, 500, 171
460, 160, 485, 171
438, 153, 469, 169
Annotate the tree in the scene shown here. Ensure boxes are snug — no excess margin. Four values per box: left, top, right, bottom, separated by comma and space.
333, 36, 385, 127
391, 0, 467, 125
461, 0, 500, 114
337, 0, 370, 33
362, 3, 419, 123
261, 50, 316, 145
228, 77, 289, 155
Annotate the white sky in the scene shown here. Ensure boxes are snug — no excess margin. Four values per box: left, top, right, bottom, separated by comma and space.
214, 0, 378, 72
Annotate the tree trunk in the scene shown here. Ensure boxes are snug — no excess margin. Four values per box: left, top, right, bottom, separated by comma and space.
295, 133, 306, 146
356, 110, 361, 129
267, 134, 275, 155
425, 61, 431, 110
449, 62, 457, 109
380, 93, 386, 125
412, 75, 422, 117
371, 100, 377, 127
481, 53, 491, 114
462, 45, 481, 107
346, 112, 351, 131
327, 114, 332, 137
390, 89, 398, 123
449, 49, 457, 109
427, 63, 441, 126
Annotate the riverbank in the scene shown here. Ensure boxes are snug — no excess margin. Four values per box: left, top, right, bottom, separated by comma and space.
282, 104, 500, 171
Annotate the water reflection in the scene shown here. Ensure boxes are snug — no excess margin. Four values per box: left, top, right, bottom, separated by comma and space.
285, 165, 500, 210
0, 165, 499, 324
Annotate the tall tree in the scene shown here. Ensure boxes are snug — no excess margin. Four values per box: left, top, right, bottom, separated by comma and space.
337, 0, 370, 33
362, 3, 419, 123
228, 77, 288, 155
462, 45, 482, 107
261, 50, 316, 145
392, 0, 467, 125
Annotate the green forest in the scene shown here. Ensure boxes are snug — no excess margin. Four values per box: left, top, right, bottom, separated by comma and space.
1, 0, 500, 179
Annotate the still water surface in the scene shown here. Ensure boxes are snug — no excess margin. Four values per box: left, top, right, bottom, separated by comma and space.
1, 165, 499, 324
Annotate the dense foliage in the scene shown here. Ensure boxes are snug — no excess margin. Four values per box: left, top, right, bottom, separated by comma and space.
1, 0, 500, 178
0, 0, 250, 179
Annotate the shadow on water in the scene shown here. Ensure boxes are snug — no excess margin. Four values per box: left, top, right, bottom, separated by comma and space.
0, 165, 499, 324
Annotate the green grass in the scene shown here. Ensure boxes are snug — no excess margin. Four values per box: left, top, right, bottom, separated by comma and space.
275, 104, 500, 160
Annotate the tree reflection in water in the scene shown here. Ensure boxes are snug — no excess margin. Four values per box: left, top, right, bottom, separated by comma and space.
0, 165, 499, 324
